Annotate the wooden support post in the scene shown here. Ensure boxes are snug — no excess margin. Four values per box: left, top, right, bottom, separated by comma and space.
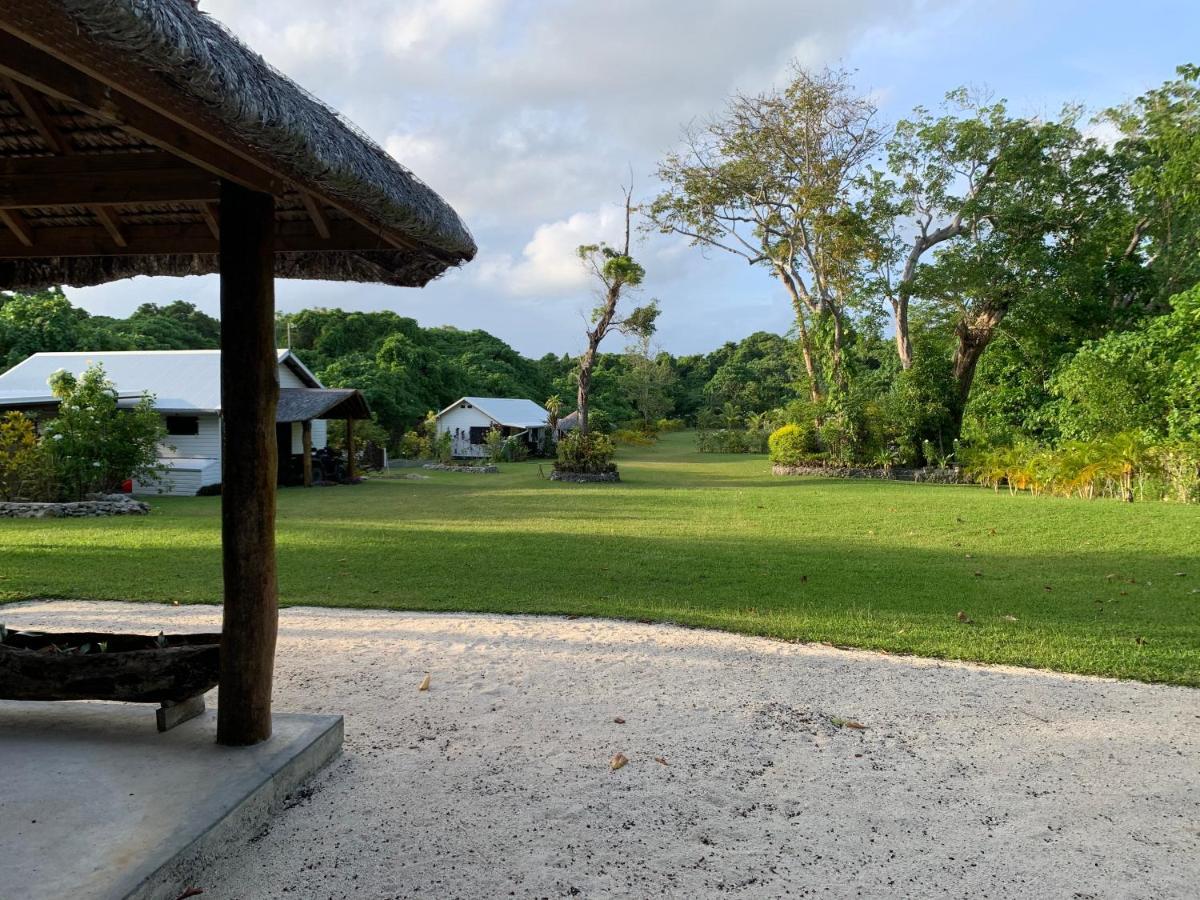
217, 180, 278, 747
345, 418, 356, 481
302, 419, 313, 487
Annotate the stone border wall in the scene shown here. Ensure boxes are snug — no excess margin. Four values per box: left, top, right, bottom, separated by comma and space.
549, 470, 621, 483
0, 494, 150, 518
771, 465, 966, 484
422, 463, 499, 474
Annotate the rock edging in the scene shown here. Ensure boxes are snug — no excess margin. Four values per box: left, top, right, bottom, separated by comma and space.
771, 465, 965, 484
422, 463, 499, 474
549, 470, 621, 483
0, 493, 151, 519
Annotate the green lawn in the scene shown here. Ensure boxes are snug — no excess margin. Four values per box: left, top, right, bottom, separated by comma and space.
1, 431, 1197, 685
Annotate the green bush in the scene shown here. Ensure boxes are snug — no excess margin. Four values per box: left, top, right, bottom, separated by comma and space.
768, 423, 826, 467
396, 431, 432, 459
613, 428, 655, 446
656, 418, 686, 432
0, 411, 42, 500
42, 365, 166, 499
554, 432, 617, 474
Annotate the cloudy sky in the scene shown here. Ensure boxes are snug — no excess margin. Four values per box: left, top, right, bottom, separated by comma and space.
67, 0, 1198, 357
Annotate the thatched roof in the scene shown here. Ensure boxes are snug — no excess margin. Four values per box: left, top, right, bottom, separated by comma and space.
0, 0, 476, 289
276, 388, 370, 423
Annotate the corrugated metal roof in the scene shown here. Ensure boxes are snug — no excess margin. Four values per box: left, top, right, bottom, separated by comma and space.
0, 350, 319, 412
437, 397, 549, 428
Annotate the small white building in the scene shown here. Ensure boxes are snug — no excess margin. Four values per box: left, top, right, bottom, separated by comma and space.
0, 349, 368, 495
435, 397, 550, 458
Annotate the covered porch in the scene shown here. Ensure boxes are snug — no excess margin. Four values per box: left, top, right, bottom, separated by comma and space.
275, 387, 371, 486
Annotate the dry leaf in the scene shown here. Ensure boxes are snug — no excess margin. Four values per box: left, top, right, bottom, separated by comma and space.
613, 717, 626, 724
610, 752, 629, 771
654, 756, 669, 766
973, 571, 983, 577
956, 610, 973, 624
418, 674, 431, 692
843, 721, 867, 730
1003, 615, 1018, 622
1043, 585, 1053, 592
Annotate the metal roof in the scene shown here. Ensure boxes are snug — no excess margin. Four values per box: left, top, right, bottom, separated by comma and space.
436, 397, 550, 428
0, 349, 320, 412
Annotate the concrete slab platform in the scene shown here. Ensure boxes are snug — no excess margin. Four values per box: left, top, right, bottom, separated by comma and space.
0, 701, 343, 900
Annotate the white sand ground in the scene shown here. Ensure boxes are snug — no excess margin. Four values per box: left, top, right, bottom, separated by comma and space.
5, 600, 1198, 899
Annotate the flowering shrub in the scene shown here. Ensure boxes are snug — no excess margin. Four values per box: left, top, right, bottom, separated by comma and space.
41, 365, 167, 499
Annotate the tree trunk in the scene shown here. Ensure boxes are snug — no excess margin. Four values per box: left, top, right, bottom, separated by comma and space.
217, 180, 278, 747
949, 301, 1008, 436
892, 293, 913, 370
774, 265, 823, 402
576, 343, 596, 437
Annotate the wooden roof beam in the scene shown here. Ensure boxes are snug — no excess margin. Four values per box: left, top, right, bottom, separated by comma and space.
91, 205, 126, 248
299, 192, 331, 240
2, 74, 67, 153
0, 153, 221, 208
199, 201, 220, 240
0, 208, 33, 247
0, 217, 394, 258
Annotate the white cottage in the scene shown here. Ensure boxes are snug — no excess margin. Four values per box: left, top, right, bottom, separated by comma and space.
435, 397, 550, 458
0, 349, 369, 495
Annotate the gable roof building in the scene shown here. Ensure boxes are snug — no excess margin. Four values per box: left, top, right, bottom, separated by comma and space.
434, 397, 550, 458
0, 349, 368, 494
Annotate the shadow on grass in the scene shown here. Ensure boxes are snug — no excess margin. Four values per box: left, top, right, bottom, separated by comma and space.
2, 525, 1196, 685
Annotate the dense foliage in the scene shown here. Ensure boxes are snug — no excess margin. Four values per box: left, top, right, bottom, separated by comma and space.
0, 366, 166, 501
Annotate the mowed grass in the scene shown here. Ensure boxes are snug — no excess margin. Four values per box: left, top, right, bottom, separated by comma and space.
1, 432, 1197, 685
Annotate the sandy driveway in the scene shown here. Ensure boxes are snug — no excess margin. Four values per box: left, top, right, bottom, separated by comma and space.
4, 600, 1197, 899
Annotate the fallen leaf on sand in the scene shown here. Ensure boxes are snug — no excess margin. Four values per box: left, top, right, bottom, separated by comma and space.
610, 753, 629, 771
418, 674, 430, 692
654, 757, 669, 766
613, 717, 626, 724
829, 716, 866, 729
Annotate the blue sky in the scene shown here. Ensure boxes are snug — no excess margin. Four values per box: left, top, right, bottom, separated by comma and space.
66, 0, 1198, 357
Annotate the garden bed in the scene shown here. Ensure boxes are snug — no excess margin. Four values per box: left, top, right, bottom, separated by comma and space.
772, 465, 965, 484
550, 470, 621, 483
422, 463, 499, 474
0, 494, 150, 519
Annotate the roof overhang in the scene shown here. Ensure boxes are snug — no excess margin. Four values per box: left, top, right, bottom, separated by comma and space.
275, 388, 370, 423
0, 0, 475, 290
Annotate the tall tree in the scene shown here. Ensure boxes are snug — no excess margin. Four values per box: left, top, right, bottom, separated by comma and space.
575, 188, 659, 435
1103, 64, 1200, 309
650, 65, 883, 400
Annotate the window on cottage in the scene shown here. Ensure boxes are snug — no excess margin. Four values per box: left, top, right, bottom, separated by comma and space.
165, 415, 200, 436
468, 426, 488, 445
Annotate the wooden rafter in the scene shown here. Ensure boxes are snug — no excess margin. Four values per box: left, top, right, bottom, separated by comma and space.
91, 205, 126, 248
299, 192, 331, 240
0, 208, 33, 247
2, 73, 67, 152
199, 201, 220, 240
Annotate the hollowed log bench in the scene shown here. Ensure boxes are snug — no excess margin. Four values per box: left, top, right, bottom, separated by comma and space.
0, 631, 220, 732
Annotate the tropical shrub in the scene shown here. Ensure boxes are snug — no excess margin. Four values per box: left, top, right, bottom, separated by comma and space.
613, 428, 655, 446
0, 411, 41, 500
656, 418, 687, 432
396, 431, 431, 460
960, 433, 1200, 502
41, 366, 166, 499
554, 432, 617, 474
768, 423, 824, 467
